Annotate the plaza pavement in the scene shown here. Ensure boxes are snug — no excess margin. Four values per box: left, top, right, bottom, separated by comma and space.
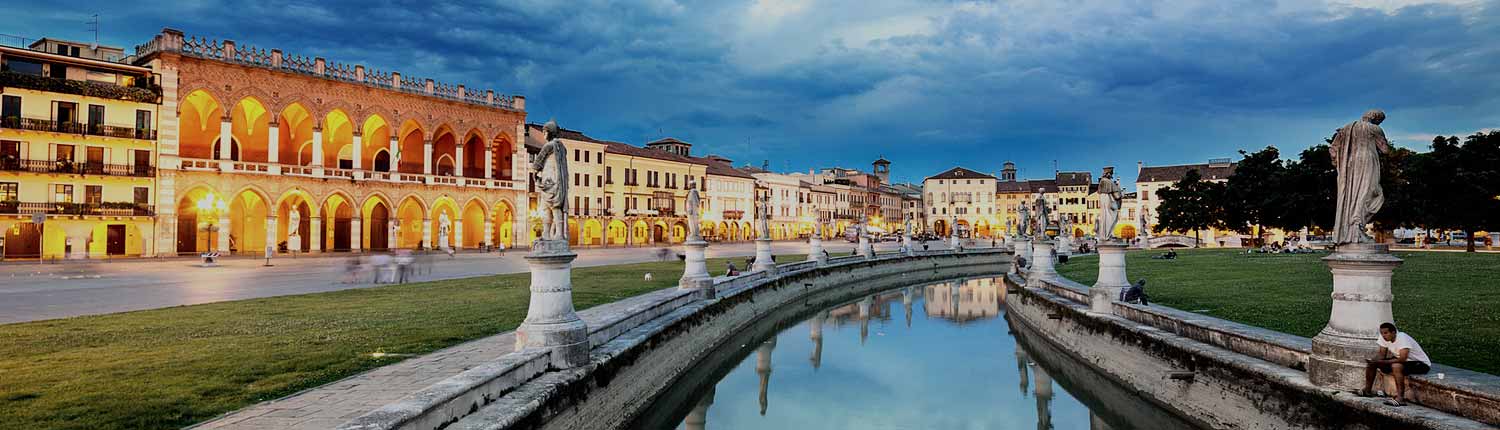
0, 239, 943, 324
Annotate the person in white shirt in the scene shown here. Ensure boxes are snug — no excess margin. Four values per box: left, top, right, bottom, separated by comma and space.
1358, 322, 1432, 406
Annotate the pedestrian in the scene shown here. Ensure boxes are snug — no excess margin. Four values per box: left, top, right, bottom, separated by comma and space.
1357, 322, 1432, 406
395, 250, 413, 283
343, 257, 360, 284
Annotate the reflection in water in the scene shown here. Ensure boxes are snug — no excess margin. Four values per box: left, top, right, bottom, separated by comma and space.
629, 276, 1205, 430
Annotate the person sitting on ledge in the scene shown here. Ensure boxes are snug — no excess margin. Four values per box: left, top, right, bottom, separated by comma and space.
1356, 322, 1432, 406
1119, 279, 1148, 305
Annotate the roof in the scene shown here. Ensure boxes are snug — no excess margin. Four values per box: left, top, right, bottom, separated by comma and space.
925, 167, 995, 181
700, 158, 755, 179
873, 156, 891, 165
526, 123, 608, 145
738, 165, 770, 174
1055, 171, 1092, 186
647, 137, 691, 146
1138, 162, 1236, 183
996, 179, 1057, 194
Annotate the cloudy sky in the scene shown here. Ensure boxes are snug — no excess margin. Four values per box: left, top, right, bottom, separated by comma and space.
3, 0, 1497, 185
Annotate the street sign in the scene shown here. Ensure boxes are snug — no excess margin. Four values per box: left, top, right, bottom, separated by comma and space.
31, 213, 45, 225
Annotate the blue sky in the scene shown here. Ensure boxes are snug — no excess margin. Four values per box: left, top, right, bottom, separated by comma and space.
3, 0, 1498, 186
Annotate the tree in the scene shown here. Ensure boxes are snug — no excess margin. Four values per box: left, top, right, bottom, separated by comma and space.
1153, 169, 1224, 245
1221, 146, 1286, 246
1279, 145, 1336, 233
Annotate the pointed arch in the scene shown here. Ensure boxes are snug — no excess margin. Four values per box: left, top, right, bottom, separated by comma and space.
180, 90, 223, 160
174, 185, 221, 254
431, 124, 458, 176
461, 128, 486, 179
492, 198, 516, 248
395, 194, 427, 249
322, 190, 355, 251
362, 114, 391, 170
461, 198, 487, 248
396, 119, 426, 174
362, 193, 395, 251
278, 103, 316, 165
492, 131, 516, 180
324, 109, 355, 168
229, 96, 272, 162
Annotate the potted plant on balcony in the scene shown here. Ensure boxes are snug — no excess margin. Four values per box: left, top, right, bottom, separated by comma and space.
0, 199, 18, 214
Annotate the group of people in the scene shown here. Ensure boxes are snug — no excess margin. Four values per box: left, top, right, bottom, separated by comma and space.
1249, 239, 1316, 254
341, 250, 436, 284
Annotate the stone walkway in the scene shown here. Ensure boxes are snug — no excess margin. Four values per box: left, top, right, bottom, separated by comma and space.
189, 290, 678, 430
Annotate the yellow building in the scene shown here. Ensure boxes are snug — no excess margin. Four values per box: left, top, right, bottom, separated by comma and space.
923, 167, 997, 238
0, 39, 160, 259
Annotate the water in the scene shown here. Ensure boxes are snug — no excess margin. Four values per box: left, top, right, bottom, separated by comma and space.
630, 276, 1205, 430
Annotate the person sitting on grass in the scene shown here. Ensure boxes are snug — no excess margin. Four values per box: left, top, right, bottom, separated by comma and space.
1356, 322, 1432, 407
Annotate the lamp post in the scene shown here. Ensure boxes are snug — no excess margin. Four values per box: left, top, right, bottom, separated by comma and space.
195, 193, 227, 265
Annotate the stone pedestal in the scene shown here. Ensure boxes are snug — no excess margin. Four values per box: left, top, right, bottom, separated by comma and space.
515, 240, 590, 369
1057, 237, 1073, 256
752, 238, 776, 273
679, 239, 714, 298
1016, 239, 1033, 268
858, 235, 874, 259
902, 235, 913, 255
1091, 243, 1130, 314
950, 235, 961, 251
1309, 244, 1403, 390
1027, 240, 1057, 287
808, 235, 827, 265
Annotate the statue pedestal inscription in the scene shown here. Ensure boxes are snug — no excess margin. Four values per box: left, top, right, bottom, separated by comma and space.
516, 239, 590, 369
1091, 242, 1130, 314
753, 238, 776, 274
1309, 243, 1403, 390
679, 238, 714, 298
1027, 240, 1057, 287
808, 235, 827, 265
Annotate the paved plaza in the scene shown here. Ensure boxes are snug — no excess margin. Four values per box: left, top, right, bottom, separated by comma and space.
0, 240, 931, 324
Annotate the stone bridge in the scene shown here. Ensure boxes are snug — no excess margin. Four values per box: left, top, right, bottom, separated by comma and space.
1146, 234, 1198, 248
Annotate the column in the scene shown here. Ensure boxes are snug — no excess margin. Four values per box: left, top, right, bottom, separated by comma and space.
311, 126, 324, 167
516, 238, 589, 368
309, 216, 322, 253
755, 338, 776, 416
807, 227, 826, 265
1091, 242, 1130, 314
1309, 244, 1403, 390
267, 121, 281, 173
483, 220, 494, 248
1027, 239, 1057, 287
454, 144, 464, 177
351, 217, 362, 252
422, 140, 433, 175
421, 218, 432, 249
216, 213, 231, 253
484, 145, 494, 179
1015, 340, 1031, 395
352, 133, 363, 171
218, 117, 232, 161
388, 136, 399, 172
679, 229, 712, 298
453, 221, 463, 251
264, 216, 278, 258
752, 236, 775, 273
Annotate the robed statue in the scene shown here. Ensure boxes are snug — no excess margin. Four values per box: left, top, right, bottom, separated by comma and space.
755, 192, 771, 239
1330, 110, 1392, 245
532, 120, 569, 243
1017, 202, 1031, 237
686, 178, 702, 240
1033, 193, 1050, 232
287, 207, 302, 252
1095, 166, 1123, 242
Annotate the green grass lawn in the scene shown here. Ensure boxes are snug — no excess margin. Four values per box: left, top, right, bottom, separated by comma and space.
0, 254, 829, 430
1056, 248, 1500, 375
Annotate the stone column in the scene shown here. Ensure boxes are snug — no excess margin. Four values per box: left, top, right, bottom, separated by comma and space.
352, 133, 363, 171
264, 216, 277, 261
684, 387, 715, 430
1016, 342, 1030, 395
454, 144, 464, 177
901, 233, 913, 256
388, 136, 399, 172
1016, 240, 1033, 269
351, 217, 362, 252
516, 240, 590, 369
309, 216, 322, 253
755, 337, 776, 416
1027, 239, 1057, 287
311, 126, 324, 168
857, 233, 874, 259
483, 220, 494, 249
218, 117, 232, 161
807, 233, 826, 265
1091, 243, 1130, 314
679, 235, 713, 298
421, 218, 432, 250
752, 237, 776, 273
453, 222, 463, 251
267, 122, 281, 173
1309, 244, 1403, 390
216, 214, 231, 253
484, 147, 494, 180
422, 140, 433, 175
808, 311, 825, 370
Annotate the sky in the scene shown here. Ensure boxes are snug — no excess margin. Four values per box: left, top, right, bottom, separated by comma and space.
3, 0, 1498, 186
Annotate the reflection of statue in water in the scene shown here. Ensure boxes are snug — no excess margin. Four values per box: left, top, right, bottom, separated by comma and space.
686, 178, 702, 240
532, 120, 569, 244
1096, 166, 1123, 242
1330, 109, 1392, 245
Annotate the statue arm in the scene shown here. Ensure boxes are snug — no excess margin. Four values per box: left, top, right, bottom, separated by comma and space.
532, 142, 553, 171
1373, 127, 1393, 154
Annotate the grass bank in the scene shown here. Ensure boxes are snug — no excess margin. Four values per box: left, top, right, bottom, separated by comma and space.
0, 254, 825, 430
1055, 248, 1500, 375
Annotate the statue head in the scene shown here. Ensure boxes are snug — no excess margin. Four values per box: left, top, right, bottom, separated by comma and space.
1361, 109, 1386, 125
1102, 166, 1114, 178
543, 119, 559, 139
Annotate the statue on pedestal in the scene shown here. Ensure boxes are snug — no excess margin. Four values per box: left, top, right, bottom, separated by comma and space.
1330, 109, 1392, 245
287, 207, 302, 252
755, 192, 771, 240
1017, 202, 1031, 237
532, 120, 570, 246
438, 212, 452, 250
686, 178, 702, 241
1096, 166, 1123, 242
1033, 193, 1050, 235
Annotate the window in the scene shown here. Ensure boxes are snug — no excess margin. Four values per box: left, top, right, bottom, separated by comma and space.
53, 101, 78, 125
55, 144, 75, 163
573, 149, 579, 162
134, 187, 149, 206
53, 184, 73, 203
2, 58, 44, 76
135, 110, 153, 135
573, 173, 579, 186
597, 152, 603, 164
606, 166, 613, 184
597, 175, 602, 187
2, 96, 20, 125
87, 105, 105, 133
84, 185, 102, 205
0, 182, 17, 201
583, 151, 590, 163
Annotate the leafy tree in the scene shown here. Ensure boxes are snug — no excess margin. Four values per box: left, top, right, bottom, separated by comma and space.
1221, 147, 1286, 246
1279, 145, 1336, 233
1153, 169, 1224, 245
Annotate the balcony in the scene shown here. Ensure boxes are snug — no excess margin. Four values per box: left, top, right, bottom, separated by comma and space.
0, 157, 155, 177
1, 116, 158, 140
0, 71, 161, 104
0, 201, 154, 217
178, 157, 523, 191
722, 210, 744, 220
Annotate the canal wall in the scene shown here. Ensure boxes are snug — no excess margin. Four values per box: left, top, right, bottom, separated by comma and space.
340, 249, 1007, 430
1005, 272, 1498, 430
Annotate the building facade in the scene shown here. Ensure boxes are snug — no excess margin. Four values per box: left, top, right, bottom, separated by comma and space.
922, 167, 997, 238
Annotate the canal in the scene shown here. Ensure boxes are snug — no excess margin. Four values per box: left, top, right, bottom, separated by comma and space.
630, 276, 1205, 430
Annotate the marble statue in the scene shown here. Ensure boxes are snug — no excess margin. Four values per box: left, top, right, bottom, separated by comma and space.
1330, 109, 1392, 245
903, 216, 912, 237
756, 192, 771, 239
532, 120, 569, 243
287, 207, 302, 252
1017, 202, 1031, 237
1095, 166, 1123, 242
1033, 193, 1050, 233
438, 212, 452, 243
686, 178, 702, 240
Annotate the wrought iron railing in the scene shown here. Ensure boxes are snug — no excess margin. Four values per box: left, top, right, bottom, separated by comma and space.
0, 116, 157, 140
0, 157, 154, 177
0, 201, 153, 216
